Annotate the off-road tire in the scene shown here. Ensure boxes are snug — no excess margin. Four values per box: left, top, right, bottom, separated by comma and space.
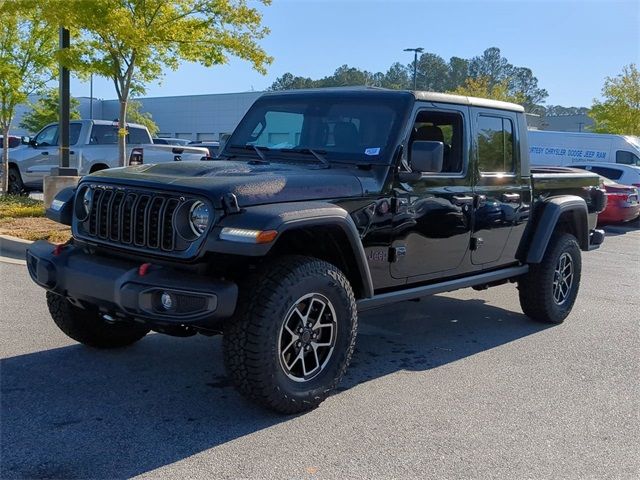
8, 166, 26, 196
47, 292, 150, 348
223, 256, 358, 414
518, 232, 582, 324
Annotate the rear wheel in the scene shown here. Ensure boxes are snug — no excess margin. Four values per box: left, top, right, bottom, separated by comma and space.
47, 292, 149, 348
223, 256, 357, 414
518, 233, 582, 324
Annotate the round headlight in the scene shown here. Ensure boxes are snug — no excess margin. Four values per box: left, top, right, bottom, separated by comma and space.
75, 186, 93, 221
189, 201, 210, 236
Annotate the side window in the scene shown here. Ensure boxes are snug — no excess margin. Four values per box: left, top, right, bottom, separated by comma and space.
89, 125, 118, 144
128, 127, 150, 144
590, 166, 623, 181
410, 110, 464, 174
616, 150, 640, 166
34, 125, 58, 147
477, 115, 515, 173
69, 123, 82, 145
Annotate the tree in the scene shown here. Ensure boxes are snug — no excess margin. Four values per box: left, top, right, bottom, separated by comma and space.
0, 4, 57, 193
468, 48, 547, 110
126, 100, 159, 137
449, 76, 525, 105
381, 62, 410, 90
413, 52, 450, 92
447, 56, 469, 91
41, 0, 272, 166
268, 72, 316, 91
589, 64, 640, 135
19, 88, 81, 134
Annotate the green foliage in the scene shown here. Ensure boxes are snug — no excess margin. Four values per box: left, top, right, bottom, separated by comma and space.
34, 0, 272, 164
268, 47, 547, 111
19, 88, 81, 134
542, 105, 590, 116
127, 100, 159, 136
0, 3, 57, 192
450, 76, 526, 105
589, 64, 640, 135
0, 194, 44, 219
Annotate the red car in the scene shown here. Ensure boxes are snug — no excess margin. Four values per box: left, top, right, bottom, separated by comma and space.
597, 176, 640, 225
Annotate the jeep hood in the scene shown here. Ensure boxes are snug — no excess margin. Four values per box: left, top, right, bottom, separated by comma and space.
87, 160, 365, 207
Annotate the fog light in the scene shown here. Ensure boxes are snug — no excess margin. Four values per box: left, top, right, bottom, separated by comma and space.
160, 292, 174, 310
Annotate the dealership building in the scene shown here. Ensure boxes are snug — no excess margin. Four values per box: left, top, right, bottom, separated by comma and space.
13, 91, 264, 140
12, 90, 593, 138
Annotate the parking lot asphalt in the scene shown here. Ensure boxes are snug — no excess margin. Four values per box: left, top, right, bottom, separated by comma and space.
1, 226, 638, 479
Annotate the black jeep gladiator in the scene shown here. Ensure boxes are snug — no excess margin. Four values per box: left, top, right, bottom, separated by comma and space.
26, 88, 606, 413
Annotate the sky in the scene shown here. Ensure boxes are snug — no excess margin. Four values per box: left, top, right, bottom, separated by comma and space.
70, 0, 640, 107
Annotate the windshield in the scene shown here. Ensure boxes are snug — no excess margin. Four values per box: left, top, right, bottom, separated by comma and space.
225, 94, 408, 164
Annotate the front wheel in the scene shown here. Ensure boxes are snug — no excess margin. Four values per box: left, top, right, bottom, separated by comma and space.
518, 232, 582, 324
223, 256, 358, 414
47, 292, 150, 348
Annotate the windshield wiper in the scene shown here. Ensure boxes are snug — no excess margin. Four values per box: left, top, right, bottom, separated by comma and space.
280, 147, 330, 167
228, 144, 270, 164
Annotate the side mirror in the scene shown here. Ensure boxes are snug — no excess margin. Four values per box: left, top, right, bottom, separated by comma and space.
21, 136, 30, 145
29, 138, 38, 147
410, 141, 444, 173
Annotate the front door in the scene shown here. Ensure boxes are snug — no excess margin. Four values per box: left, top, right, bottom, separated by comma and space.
21, 124, 59, 187
390, 105, 474, 281
471, 108, 524, 266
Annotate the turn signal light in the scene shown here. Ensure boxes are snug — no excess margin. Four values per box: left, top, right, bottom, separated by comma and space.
219, 227, 278, 244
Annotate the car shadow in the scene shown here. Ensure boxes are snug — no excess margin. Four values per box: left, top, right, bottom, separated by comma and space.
602, 220, 640, 236
1, 294, 549, 479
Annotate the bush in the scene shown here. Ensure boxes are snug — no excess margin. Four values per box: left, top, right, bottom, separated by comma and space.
0, 195, 45, 219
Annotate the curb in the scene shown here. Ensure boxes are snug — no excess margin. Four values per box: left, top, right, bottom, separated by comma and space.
0, 235, 32, 262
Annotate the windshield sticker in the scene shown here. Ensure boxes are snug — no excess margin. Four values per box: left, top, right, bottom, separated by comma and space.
365, 147, 380, 156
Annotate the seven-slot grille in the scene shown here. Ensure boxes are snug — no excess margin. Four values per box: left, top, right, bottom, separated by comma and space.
78, 185, 185, 252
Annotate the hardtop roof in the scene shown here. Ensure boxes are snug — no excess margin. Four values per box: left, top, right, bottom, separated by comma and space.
261, 86, 525, 113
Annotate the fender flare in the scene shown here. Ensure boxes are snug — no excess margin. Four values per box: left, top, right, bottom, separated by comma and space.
524, 195, 589, 264
204, 202, 374, 298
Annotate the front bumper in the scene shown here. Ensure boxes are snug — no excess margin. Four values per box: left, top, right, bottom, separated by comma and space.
26, 240, 238, 325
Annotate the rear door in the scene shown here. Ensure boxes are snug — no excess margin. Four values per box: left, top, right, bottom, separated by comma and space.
471, 109, 528, 266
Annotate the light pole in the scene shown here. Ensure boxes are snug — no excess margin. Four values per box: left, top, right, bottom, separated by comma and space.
404, 47, 424, 90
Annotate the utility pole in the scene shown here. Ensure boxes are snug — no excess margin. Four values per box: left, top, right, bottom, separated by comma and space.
404, 47, 424, 90
44, 27, 79, 208
56, 27, 75, 176
89, 73, 93, 119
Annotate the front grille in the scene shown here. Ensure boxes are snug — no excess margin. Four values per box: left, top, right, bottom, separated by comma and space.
76, 185, 193, 253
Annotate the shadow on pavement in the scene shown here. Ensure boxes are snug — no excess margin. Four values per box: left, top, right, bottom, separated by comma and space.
602, 220, 640, 237
1, 294, 549, 479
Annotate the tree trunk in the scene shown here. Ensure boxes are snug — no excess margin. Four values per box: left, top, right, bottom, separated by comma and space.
1, 126, 9, 194
118, 100, 128, 167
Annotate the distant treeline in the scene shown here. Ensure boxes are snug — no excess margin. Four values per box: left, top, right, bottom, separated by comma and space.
268, 47, 587, 115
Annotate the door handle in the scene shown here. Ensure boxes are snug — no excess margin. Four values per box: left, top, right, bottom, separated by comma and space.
501, 193, 521, 203
452, 195, 474, 205
41, 151, 48, 155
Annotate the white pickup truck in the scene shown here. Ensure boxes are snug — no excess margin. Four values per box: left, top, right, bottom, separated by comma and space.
8, 119, 209, 194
